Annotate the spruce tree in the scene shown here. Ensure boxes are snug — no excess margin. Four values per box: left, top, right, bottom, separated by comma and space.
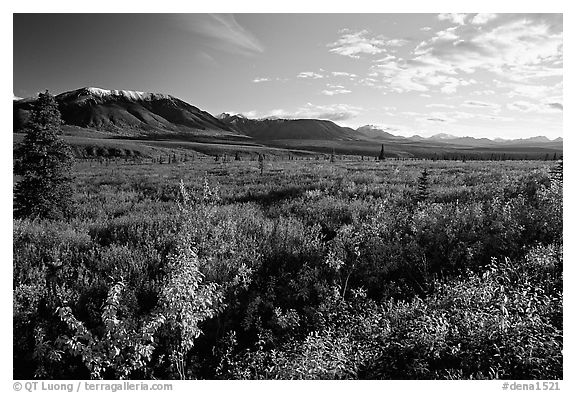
378, 144, 385, 161
550, 157, 563, 185
258, 153, 265, 175
14, 90, 74, 219
417, 168, 429, 202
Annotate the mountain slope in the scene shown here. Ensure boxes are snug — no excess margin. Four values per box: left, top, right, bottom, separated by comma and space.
357, 125, 562, 149
356, 125, 401, 140
13, 88, 562, 156
14, 87, 235, 135
218, 113, 363, 141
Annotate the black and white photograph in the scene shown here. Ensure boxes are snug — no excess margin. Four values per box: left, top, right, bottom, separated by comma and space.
9, 3, 568, 388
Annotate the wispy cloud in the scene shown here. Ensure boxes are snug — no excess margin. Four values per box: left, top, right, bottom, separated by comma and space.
357, 77, 378, 87
387, 38, 410, 47
294, 103, 362, 121
471, 13, 498, 25
506, 81, 562, 100
462, 100, 501, 109
327, 30, 410, 59
438, 13, 468, 25
426, 103, 455, 109
414, 15, 562, 78
414, 110, 515, 126
175, 14, 264, 56
321, 84, 352, 96
471, 89, 496, 96
328, 30, 388, 58
252, 76, 288, 84
450, 111, 514, 122
252, 77, 272, 83
321, 89, 351, 96
195, 51, 220, 67
507, 100, 563, 114
331, 71, 358, 78
369, 59, 476, 94
297, 71, 324, 79
242, 103, 362, 122
363, 14, 561, 101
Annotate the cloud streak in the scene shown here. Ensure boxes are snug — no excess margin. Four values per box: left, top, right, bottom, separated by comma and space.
321, 84, 352, 96
176, 14, 264, 56
297, 71, 324, 79
462, 100, 501, 109
507, 100, 563, 114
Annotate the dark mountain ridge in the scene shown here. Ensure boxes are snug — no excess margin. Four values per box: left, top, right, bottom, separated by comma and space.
14, 87, 234, 135
217, 113, 363, 141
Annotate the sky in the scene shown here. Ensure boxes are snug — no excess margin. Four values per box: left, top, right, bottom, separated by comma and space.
13, 13, 563, 139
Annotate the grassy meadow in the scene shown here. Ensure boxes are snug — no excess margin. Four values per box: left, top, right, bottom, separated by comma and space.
13, 156, 563, 379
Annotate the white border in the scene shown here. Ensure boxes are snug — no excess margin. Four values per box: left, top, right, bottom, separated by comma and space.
3, 2, 573, 391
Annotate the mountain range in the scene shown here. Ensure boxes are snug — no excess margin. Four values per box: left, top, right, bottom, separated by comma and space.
354, 124, 562, 147
216, 113, 360, 141
14, 87, 234, 136
13, 87, 563, 157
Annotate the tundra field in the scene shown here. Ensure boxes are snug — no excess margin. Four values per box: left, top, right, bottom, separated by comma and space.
13, 156, 563, 379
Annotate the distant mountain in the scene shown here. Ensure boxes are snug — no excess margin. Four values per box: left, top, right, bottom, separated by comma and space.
13, 88, 562, 150
503, 136, 550, 144
14, 87, 234, 135
358, 129, 496, 147
490, 136, 561, 146
218, 113, 362, 141
405, 133, 560, 148
428, 133, 459, 141
356, 125, 400, 140
431, 136, 497, 147
216, 113, 249, 125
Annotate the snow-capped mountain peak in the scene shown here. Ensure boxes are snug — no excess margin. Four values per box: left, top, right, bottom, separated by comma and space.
429, 133, 458, 140
60, 87, 174, 102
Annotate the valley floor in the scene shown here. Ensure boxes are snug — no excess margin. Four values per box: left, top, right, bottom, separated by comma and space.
13, 158, 563, 379
13, 129, 565, 162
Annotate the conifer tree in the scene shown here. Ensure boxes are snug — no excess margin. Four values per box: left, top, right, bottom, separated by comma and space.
14, 90, 74, 219
378, 144, 385, 161
550, 157, 563, 185
258, 153, 265, 175
417, 168, 430, 202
